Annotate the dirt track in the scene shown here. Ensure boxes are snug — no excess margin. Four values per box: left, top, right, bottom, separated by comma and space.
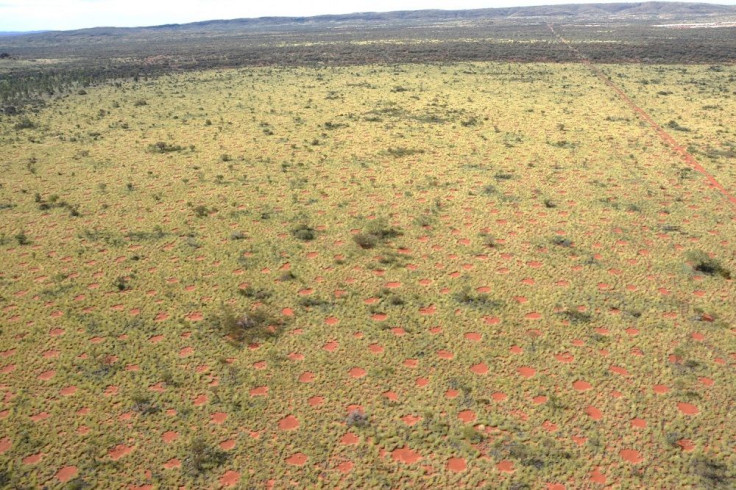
548, 23, 736, 207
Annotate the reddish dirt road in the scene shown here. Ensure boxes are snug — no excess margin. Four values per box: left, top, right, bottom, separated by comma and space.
548, 23, 736, 207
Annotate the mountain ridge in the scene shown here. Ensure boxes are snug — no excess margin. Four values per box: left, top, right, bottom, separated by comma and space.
8, 2, 736, 38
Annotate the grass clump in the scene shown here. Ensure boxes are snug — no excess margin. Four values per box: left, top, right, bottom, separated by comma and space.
148, 141, 184, 153
346, 410, 369, 428
353, 218, 402, 249
453, 286, 502, 309
551, 236, 573, 248
292, 224, 316, 241
14, 117, 36, 130
14, 231, 30, 245
215, 306, 281, 344
690, 455, 731, 488
193, 205, 216, 217
386, 147, 424, 158
184, 437, 229, 476
559, 308, 592, 324
354, 233, 379, 249
687, 251, 731, 279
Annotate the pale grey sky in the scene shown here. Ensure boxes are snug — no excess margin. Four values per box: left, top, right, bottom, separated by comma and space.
1, 0, 734, 32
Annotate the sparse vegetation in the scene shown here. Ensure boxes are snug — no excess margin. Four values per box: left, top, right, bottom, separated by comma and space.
0, 12, 735, 488
214, 306, 281, 344
687, 250, 731, 279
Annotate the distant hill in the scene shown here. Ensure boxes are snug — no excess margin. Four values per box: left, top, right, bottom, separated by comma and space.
0, 31, 47, 37
10, 2, 736, 38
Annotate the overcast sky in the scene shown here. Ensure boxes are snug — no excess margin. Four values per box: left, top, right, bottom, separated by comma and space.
1, 0, 735, 31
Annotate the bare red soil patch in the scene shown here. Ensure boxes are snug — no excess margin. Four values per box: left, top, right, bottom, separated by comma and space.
517, 366, 536, 378
278, 415, 299, 430
250, 386, 268, 397
458, 410, 476, 423
677, 402, 699, 415
0, 437, 11, 454
653, 384, 669, 395
285, 452, 308, 466
108, 444, 134, 460
22, 453, 42, 465
573, 380, 592, 391
391, 446, 422, 464
162, 431, 178, 443
307, 396, 324, 407
470, 363, 488, 375
211, 412, 228, 424
447, 457, 467, 472
55, 466, 78, 483
619, 449, 643, 464
586, 406, 603, 420
219, 470, 240, 487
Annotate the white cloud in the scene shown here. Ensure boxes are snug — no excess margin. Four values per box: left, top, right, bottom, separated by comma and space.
1, 0, 735, 31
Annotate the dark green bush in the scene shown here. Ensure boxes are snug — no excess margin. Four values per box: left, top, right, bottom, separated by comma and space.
292, 224, 316, 241
687, 251, 731, 279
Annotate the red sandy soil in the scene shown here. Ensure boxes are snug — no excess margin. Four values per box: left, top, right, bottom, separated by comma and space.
677, 439, 695, 452
573, 380, 593, 391
458, 410, 476, 423
677, 402, 699, 415
161, 431, 178, 443
437, 350, 454, 359
586, 406, 603, 420
0, 437, 11, 454
250, 386, 268, 397
55, 466, 78, 482
383, 391, 399, 401
517, 366, 536, 378
391, 446, 422, 464
653, 384, 670, 395
285, 452, 308, 466
211, 412, 228, 424
219, 470, 240, 487
341, 432, 360, 445
22, 453, 42, 465
278, 415, 299, 430
307, 396, 324, 407
368, 344, 384, 354
590, 467, 606, 484
108, 444, 134, 460
219, 439, 236, 450
323, 341, 339, 352
447, 457, 467, 472
619, 449, 643, 464
60, 386, 77, 396
470, 363, 489, 375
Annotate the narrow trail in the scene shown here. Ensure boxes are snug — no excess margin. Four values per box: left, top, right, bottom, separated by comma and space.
548, 23, 736, 208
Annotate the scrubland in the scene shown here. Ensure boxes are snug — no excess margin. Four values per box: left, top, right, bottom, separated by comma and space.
0, 61, 734, 487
